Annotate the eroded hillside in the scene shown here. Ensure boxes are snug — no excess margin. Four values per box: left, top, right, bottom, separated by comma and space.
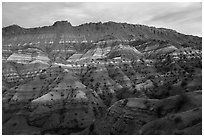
2, 21, 202, 135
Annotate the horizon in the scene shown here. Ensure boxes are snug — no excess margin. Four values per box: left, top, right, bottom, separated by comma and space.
2, 2, 202, 36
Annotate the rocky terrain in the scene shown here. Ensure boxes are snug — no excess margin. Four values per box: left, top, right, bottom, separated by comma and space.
2, 21, 202, 135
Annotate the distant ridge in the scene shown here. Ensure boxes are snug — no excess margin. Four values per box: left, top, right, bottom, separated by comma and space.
3, 20, 202, 49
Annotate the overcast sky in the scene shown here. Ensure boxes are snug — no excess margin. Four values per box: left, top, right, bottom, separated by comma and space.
2, 2, 202, 36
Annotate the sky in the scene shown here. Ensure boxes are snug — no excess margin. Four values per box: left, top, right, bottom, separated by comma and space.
2, 2, 202, 36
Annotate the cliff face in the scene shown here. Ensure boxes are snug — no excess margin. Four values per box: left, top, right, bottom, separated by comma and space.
2, 20, 202, 49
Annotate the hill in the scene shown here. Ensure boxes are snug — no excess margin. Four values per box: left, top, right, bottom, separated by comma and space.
2, 20, 202, 135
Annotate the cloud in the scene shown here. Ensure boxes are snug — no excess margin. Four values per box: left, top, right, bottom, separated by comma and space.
147, 3, 201, 23
2, 2, 202, 36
